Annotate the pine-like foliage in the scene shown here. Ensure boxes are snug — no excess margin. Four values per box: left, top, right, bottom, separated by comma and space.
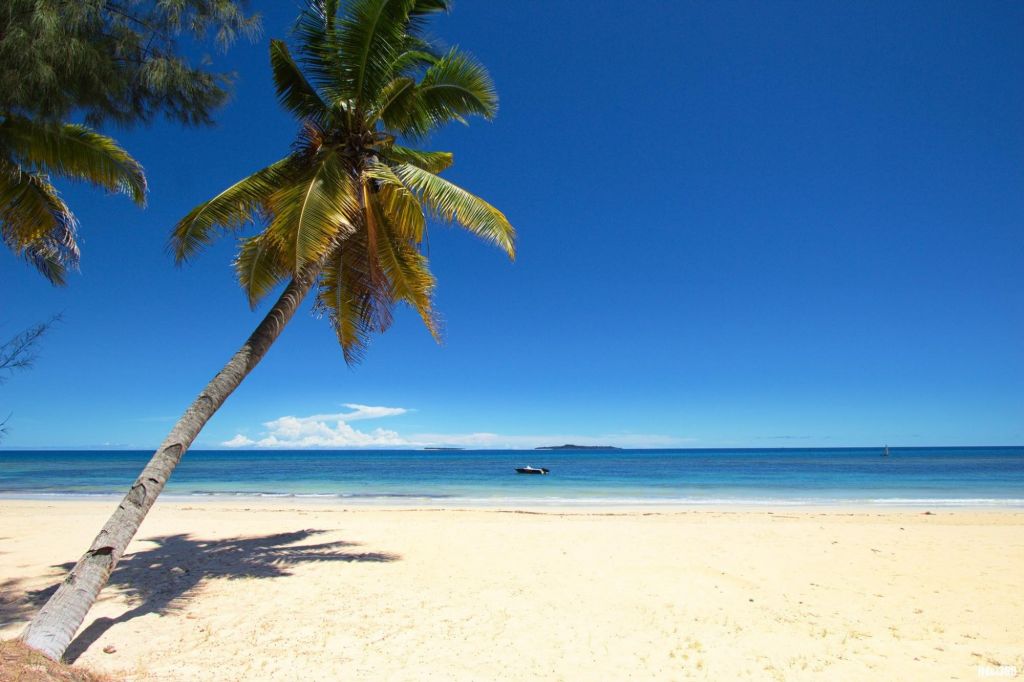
172, 0, 515, 363
1, 0, 258, 283
0, 0, 261, 127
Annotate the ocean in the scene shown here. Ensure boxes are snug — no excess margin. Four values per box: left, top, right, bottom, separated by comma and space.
1, 446, 1022, 507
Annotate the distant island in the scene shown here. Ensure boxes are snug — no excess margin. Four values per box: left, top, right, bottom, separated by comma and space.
424, 447, 465, 451
535, 444, 622, 450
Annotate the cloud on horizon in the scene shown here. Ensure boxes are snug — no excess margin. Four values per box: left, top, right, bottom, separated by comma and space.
223, 404, 410, 448
222, 405, 688, 449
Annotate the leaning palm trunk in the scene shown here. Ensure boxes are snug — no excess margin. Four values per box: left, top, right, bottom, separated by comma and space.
20, 270, 318, 661
19, 0, 515, 664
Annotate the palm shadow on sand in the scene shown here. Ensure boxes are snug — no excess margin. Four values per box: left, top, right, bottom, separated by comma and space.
18, 529, 398, 662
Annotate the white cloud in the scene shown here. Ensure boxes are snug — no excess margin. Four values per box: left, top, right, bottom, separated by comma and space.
305, 404, 409, 422
223, 405, 412, 448
222, 404, 690, 449
222, 434, 256, 447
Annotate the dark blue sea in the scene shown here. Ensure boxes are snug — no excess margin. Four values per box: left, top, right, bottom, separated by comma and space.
1, 447, 1022, 507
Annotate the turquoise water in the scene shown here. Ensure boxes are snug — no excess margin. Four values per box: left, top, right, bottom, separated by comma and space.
0, 447, 1022, 507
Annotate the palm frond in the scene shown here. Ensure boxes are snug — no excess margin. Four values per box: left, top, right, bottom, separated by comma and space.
0, 168, 73, 249
383, 32, 445, 80
315, 232, 393, 364
368, 192, 439, 339
371, 76, 416, 125
270, 39, 331, 123
0, 169, 79, 284
410, 0, 449, 15
405, 0, 449, 42
170, 157, 295, 263
21, 238, 73, 286
294, 0, 346, 109
416, 48, 498, 118
380, 144, 452, 173
0, 117, 146, 204
389, 46, 440, 76
335, 0, 417, 113
235, 233, 291, 308
382, 47, 497, 138
363, 160, 425, 241
394, 163, 514, 258
361, 174, 385, 290
265, 150, 359, 270
168, 0, 512, 354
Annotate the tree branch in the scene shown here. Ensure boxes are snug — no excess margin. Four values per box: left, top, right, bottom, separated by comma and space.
0, 314, 61, 383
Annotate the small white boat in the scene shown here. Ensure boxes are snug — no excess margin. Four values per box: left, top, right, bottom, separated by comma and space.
515, 466, 549, 475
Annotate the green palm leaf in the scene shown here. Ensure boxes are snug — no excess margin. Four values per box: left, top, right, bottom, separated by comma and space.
394, 163, 515, 258
0, 168, 79, 284
409, 0, 449, 16
0, 116, 146, 205
315, 234, 393, 363
382, 47, 497, 137
368, 192, 439, 339
418, 48, 497, 118
380, 145, 452, 173
175, 0, 513, 364
171, 157, 295, 263
389, 46, 441, 76
270, 40, 331, 123
235, 233, 291, 308
294, 1, 347, 114
265, 150, 359, 269
22, 238, 74, 286
363, 160, 425, 241
0, 115, 144, 284
371, 76, 417, 125
335, 0, 417, 113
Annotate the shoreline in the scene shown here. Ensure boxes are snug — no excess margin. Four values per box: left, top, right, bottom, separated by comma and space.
2, 491, 1023, 512
8, 497, 1024, 520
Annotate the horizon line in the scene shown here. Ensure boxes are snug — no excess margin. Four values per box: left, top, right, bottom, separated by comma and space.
2, 444, 1022, 453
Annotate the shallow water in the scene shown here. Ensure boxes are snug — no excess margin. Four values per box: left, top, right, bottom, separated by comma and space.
1, 446, 1022, 507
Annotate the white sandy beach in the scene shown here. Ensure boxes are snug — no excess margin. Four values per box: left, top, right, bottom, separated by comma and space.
1, 500, 1022, 680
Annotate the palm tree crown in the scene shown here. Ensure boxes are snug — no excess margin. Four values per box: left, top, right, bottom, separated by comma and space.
0, 116, 146, 284
19, 2, 512, 661
172, 0, 515, 362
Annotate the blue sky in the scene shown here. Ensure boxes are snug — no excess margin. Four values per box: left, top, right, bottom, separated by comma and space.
4, 1, 1022, 449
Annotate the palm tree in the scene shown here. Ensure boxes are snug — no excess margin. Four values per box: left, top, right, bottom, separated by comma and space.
21, 0, 514, 661
1, 115, 146, 284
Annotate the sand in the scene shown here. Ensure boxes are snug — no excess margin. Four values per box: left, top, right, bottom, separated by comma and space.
1, 500, 1022, 680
